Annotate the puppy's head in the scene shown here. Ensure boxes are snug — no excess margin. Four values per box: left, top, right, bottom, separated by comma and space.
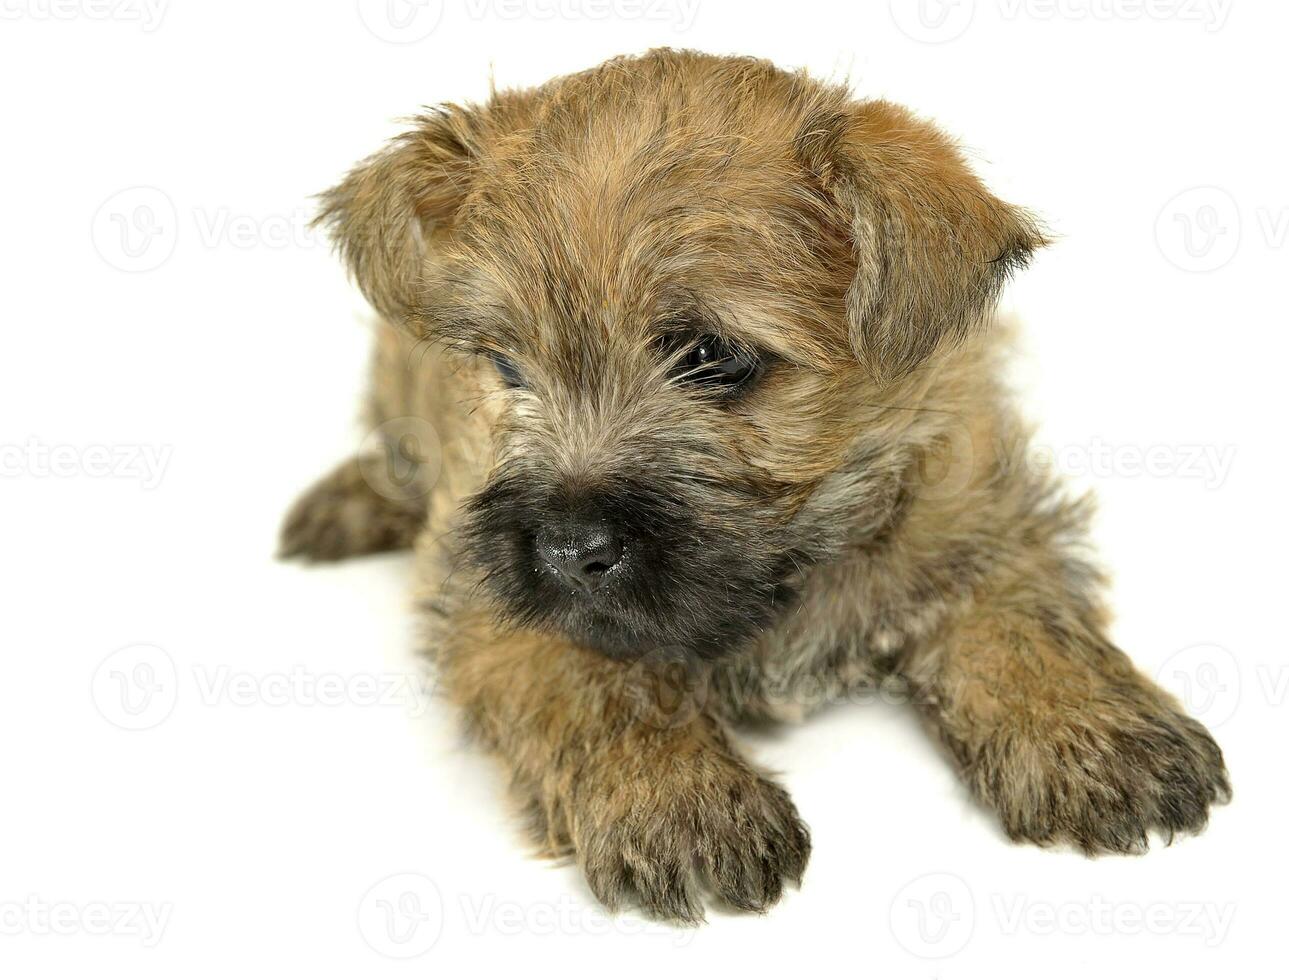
318, 50, 1045, 659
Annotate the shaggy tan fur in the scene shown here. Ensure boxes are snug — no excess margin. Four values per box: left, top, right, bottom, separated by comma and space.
281, 49, 1229, 923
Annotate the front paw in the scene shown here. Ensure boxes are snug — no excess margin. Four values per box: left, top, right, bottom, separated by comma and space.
572, 757, 811, 924
969, 692, 1230, 854
279, 456, 424, 562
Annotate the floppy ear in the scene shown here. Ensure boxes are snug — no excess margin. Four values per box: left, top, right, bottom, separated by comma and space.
314, 107, 480, 325
801, 99, 1047, 381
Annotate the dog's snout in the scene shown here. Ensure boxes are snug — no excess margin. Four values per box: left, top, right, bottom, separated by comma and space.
536, 518, 624, 593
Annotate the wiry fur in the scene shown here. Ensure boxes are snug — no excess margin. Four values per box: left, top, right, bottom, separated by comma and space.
282, 50, 1229, 923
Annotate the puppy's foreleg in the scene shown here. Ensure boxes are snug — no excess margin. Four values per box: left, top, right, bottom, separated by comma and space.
279, 455, 426, 561
903, 596, 1229, 852
279, 320, 448, 562
432, 608, 811, 923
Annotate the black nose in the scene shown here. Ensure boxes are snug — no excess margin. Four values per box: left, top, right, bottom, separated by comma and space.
536, 518, 624, 593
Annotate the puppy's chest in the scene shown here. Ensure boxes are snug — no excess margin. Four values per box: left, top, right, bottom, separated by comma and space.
711, 552, 955, 723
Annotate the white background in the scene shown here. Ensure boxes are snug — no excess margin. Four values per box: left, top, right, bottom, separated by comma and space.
1, 1, 1284, 976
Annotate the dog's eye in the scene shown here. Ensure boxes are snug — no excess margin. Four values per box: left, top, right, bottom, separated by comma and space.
491, 353, 525, 389
672, 335, 760, 390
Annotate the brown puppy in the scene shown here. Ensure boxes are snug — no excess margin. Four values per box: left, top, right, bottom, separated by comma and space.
281, 49, 1229, 923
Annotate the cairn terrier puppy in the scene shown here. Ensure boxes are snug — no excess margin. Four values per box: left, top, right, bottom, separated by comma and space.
282, 49, 1229, 923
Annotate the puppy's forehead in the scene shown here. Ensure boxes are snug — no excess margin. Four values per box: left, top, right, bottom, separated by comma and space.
431, 100, 852, 366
